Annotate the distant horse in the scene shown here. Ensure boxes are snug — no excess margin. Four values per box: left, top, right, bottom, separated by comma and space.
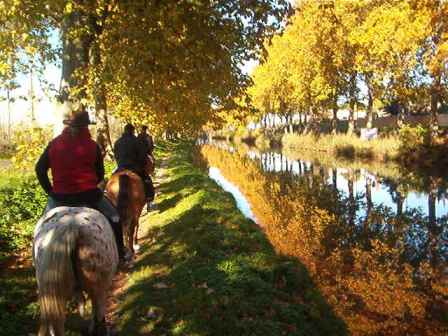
33, 207, 118, 336
105, 170, 146, 254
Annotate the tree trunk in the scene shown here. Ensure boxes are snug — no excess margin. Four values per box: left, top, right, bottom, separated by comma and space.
365, 74, 374, 129
364, 177, 373, 232
29, 66, 36, 123
396, 191, 403, 217
288, 114, 294, 133
331, 96, 338, 134
347, 72, 357, 135
332, 168, 337, 190
95, 87, 113, 158
59, 4, 93, 115
348, 173, 355, 226
6, 86, 11, 142
90, 41, 113, 158
427, 186, 438, 266
430, 75, 441, 140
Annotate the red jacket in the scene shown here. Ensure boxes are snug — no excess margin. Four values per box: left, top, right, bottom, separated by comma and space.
47, 128, 100, 194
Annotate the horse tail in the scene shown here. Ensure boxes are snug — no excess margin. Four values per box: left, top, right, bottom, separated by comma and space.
117, 174, 131, 224
36, 222, 79, 336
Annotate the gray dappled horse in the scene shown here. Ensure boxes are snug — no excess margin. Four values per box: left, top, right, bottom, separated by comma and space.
33, 207, 118, 336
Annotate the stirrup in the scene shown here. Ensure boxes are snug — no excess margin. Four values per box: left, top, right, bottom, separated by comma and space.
146, 201, 155, 212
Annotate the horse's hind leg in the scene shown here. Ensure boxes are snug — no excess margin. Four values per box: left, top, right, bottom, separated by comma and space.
128, 218, 137, 255
75, 290, 86, 318
38, 318, 64, 336
89, 290, 108, 336
133, 219, 139, 247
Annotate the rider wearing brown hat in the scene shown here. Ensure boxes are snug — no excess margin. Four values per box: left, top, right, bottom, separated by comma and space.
35, 103, 127, 261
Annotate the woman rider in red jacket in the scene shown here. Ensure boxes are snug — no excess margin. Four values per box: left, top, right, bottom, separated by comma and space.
35, 106, 126, 261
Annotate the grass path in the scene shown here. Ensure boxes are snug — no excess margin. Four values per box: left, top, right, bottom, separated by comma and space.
114, 141, 347, 336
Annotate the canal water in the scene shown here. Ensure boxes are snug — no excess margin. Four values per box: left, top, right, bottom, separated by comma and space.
199, 142, 447, 336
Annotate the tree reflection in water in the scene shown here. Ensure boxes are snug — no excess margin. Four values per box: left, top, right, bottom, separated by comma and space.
198, 144, 447, 336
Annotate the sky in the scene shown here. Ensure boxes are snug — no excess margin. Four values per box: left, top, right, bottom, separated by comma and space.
0, 63, 60, 127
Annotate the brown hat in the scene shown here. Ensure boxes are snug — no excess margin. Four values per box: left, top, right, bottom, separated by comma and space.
61, 101, 93, 127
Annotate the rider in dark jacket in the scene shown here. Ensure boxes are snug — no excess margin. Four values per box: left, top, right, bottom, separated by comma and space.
35, 106, 126, 260
114, 124, 155, 208
114, 124, 145, 172
137, 126, 155, 210
137, 126, 154, 156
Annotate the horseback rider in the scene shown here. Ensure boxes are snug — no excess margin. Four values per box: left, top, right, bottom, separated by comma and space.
114, 124, 155, 210
137, 125, 154, 156
35, 104, 127, 262
137, 125, 156, 208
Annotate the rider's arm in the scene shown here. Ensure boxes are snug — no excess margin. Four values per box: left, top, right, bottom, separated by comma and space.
35, 145, 53, 194
95, 144, 105, 183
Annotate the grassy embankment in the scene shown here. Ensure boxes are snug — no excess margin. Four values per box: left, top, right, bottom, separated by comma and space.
0, 163, 43, 335
282, 133, 400, 163
116, 141, 347, 335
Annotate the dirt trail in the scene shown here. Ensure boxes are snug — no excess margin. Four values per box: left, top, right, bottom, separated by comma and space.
105, 160, 167, 333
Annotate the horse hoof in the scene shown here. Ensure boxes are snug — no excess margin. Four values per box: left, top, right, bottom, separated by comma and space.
124, 250, 134, 261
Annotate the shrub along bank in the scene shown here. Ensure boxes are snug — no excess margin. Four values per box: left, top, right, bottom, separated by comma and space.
116, 141, 347, 335
282, 133, 400, 163
0, 169, 46, 335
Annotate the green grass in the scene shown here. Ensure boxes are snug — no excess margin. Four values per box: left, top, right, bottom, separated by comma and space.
282, 133, 399, 163
117, 141, 347, 335
0, 163, 45, 336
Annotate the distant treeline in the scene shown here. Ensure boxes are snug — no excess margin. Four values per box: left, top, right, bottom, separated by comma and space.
248, 0, 448, 135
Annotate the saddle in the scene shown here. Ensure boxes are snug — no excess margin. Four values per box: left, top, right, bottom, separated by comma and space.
44, 197, 119, 225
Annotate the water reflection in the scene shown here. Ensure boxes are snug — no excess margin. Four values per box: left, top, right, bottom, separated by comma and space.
209, 167, 257, 222
201, 143, 448, 336
259, 151, 448, 220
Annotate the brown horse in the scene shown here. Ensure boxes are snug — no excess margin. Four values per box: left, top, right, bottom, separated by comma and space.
33, 207, 118, 336
105, 170, 146, 255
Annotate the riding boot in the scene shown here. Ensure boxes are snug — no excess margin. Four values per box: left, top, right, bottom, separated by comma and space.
144, 176, 155, 202
95, 196, 125, 259
110, 220, 125, 259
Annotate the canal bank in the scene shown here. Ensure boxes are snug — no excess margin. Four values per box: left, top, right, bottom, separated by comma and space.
116, 141, 347, 335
